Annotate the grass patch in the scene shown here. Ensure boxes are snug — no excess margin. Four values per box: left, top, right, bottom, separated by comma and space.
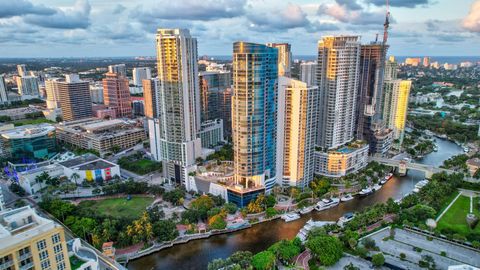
437, 195, 480, 236
69, 255, 85, 270
118, 157, 162, 175
78, 197, 154, 219
14, 118, 54, 126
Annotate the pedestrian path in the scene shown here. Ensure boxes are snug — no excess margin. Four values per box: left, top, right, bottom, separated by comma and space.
436, 192, 461, 222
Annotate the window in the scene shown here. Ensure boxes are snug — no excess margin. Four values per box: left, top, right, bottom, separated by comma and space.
37, 240, 47, 251
57, 261, 66, 270
55, 253, 64, 263
51, 233, 61, 244
40, 259, 50, 270
39, 250, 49, 260
53, 244, 63, 254
18, 247, 31, 257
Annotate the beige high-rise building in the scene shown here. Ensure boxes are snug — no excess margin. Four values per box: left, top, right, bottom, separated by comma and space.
0, 206, 71, 270
17, 65, 27, 77
316, 36, 361, 150
267, 43, 292, 77
276, 77, 319, 188
45, 79, 61, 109
147, 28, 202, 185
57, 74, 92, 121
103, 72, 132, 118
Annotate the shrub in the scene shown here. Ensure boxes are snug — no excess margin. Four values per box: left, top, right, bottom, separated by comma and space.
371, 253, 385, 267
400, 253, 406, 260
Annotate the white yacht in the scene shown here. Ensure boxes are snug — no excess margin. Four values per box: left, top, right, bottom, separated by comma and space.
315, 198, 340, 211
296, 219, 336, 242
372, 184, 382, 191
299, 206, 314, 215
358, 187, 373, 196
340, 194, 354, 202
337, 212, 355, 227
281, 213, 301, 222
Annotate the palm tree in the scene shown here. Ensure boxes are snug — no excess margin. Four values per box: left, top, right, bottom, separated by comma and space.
71, 173, 80, 196
35, 171, 51, 192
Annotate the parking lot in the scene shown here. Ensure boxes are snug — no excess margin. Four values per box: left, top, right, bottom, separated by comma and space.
364, 227, 480, 269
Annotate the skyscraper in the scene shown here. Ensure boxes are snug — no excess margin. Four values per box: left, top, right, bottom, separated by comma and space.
103, 72, 132, 118
299, 62, 317, 87
57, 74, 92, 121
199, 70, 232, 136
143, 78, 160, 119
0, 74, 8, 105
16, 76, 40, 99
148, 28, 202, 184
356, 43, 393, 156
267, 43, 292, 77
316, 36, 361, 150
232, 42, 278, 191
108, 64, 127, 77
45, 79, 61, 109
277, 77, 318, 188
383, 58, 412, 145
133, 67, 152, 86
17, 64, 27, 77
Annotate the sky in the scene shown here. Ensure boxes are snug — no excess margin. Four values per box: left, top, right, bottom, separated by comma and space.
0, 0, 480, 57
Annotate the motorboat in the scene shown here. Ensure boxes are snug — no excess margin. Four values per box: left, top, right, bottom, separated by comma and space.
299, 206, 314, 215
415, 180, 429, 189
337, 212, 355, 227
281, 213, 301, 222
296, 219, 336, 242
372, 184, 382, 191
315, 198, 340, 211
358, 187, 373, 196
433, 145, 438, 152
380, 179, 387, 185
385, 173, 393, 180
340, 194, 354, 202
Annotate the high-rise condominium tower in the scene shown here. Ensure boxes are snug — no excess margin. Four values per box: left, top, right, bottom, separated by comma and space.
232, 42, 278, 191
199, 71, 232, 136
57, 74, 92, 121
383, 58, 411, 145
103, 72, 132, 118
148, 28, 202, 184
16, 76, 40, 99
267, 43, 292, 77
133, 67, 152, 86
108, 64, 127, 77
277, 77, 319, 188
17, 64, 27, 77
0, 74, 8, 105
45, 79, 61, 109
356, 43, 393, 156
316, 36, 361, 150
300, 62, 317, 87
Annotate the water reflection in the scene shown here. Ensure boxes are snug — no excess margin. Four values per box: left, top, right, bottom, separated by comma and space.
128, 138, 462, 270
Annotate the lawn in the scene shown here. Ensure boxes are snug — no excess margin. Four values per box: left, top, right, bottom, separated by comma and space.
437, 195, 480, 236
118, 157, 162, 175
69, 255, 84, 270
14, 118, 54, 126
78, 197, 154, 219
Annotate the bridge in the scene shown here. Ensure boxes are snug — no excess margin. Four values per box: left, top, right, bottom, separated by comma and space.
369, 157, 456, 179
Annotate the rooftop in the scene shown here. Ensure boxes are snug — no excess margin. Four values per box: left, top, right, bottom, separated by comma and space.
60, 154, 117, 170
0, 123, 55, 139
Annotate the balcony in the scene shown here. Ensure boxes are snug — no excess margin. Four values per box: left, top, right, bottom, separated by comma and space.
18, 253, 32, 261
0, 260, 14, 270
19, 262, 34, 270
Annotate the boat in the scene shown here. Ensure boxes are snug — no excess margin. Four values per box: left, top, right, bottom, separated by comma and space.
433, 145, 438, 152
464, 147, 469, 153
340, 194, 354, 202
372, 184, 382, 191
358, 187, 373, 196
314, 198, 340, 211
385, 173, 393, 180
412, 188, 420, 193
296, 219, 336, 242
337, 212, 355, 227
281, 213, 301, 222
299, 206, 314, 215
380, 179, 387, 185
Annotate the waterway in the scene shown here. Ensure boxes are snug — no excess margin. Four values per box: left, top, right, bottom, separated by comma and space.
128, 138, 463, 270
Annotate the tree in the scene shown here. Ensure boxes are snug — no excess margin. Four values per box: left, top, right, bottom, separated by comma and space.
371, 253, 385, 267
35, 172, 51, 191
153, 219, 178, 242
251, 251, 275, 270
362, 238, 376, 250
344, 263, 360, 270
223, 203, 238, 214
71, 172, 80, 187
265, 207, 278, 218
275, 240, 301, 265
208, 212, 227, 230
306, 236, 343, 266
55, 116, 63, 122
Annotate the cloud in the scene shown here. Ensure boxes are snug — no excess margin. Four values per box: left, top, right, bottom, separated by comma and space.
113, 4, 126, 15
463, 0, 480, 32
24, 0, 91, 29
366, 0, 431, 8
133, 0, 246, 21
247, 4, 311, 32
425, 20, 440, 31
336, 0, 362, 10
306, 21, 340, 33
0, 0, 55, 18
317, 3, 386, 25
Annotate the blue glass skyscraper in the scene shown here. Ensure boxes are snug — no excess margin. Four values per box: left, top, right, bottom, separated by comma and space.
232, 42, 278, 192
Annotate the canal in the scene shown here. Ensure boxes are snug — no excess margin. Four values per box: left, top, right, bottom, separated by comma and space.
128, 138, 463, 270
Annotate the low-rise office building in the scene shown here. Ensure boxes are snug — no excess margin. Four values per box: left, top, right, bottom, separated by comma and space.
56, 118, 146, 157
60, 154, 120, 183
314, 141, 369, 178
198, 119, 225, 149
0, 206, 71, 270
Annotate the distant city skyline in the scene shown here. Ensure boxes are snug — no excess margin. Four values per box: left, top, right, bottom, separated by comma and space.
0, 0, 479, 57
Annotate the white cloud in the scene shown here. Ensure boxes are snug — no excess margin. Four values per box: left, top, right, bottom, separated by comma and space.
463, 0, 480, 32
